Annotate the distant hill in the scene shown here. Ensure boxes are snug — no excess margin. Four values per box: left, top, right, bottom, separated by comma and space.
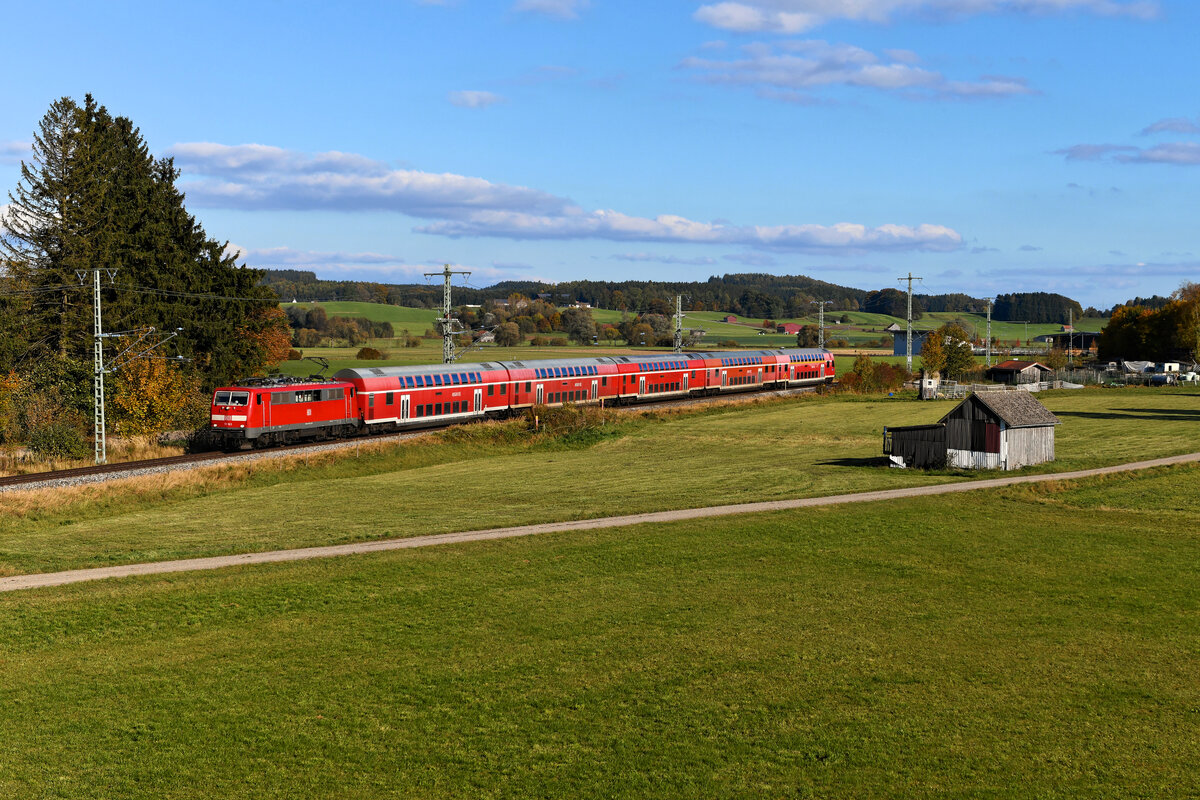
260, 269, 1020, 322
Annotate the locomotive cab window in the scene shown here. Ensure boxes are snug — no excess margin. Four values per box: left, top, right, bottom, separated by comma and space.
230, 392, 250, 406
215, 391, 231, 405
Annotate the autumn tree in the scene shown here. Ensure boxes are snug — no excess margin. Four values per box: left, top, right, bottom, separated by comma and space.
111, 358, 201, 436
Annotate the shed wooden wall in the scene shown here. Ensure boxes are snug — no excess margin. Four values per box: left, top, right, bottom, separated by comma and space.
1003, 426, 1055, 469
888, 425, 947, 468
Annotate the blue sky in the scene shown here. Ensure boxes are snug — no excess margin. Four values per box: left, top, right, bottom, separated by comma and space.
1, 0, 1197, 307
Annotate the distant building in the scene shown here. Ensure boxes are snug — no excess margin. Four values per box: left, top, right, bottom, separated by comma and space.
723, 315, 738, 323
885, 322, 930, 356
986, 360, 1054, 385
777, 323, 802, 335
1038, 331, 1100, 355
884, 391, 1060, 470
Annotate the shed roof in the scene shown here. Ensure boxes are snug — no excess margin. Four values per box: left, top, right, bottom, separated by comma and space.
940, 391, 1060, 428
990, 360, 1050, 372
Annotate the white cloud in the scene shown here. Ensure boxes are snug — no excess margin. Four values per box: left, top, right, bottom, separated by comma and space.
612, 252, 719, 265
174, 141, 963, 254
170, 142, 568, 216
513, 0, 588, 19
681, 40, 1034, 101
0, 140, 29, 164
723, 252, 778, 266
229, 245, 408, 266
448, 90, 505, 108
1140, 116, 1200, 135
1055, 141, 1200, 165
419, 210, 963, 253
693, 0, 1159, 33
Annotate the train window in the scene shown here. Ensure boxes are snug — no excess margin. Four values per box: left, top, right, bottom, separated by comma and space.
386, 392, 393, 405
451, 402, 458, 413
435, 403, 442, 415
525, 382, 531, 393
368, 395, 375, 407
214, 391, 231, 405
500, 384, 507, 395
256, 394, 262, 405
487, 385, 494, 396
601, 377, 607, 386
230, 392, 250, 406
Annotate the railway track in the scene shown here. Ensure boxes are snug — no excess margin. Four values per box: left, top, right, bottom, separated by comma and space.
0, 385, 820, 493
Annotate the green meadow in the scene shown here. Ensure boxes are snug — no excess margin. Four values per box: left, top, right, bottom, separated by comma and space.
1, 461, 1197, 798
3, 386, 1197, 577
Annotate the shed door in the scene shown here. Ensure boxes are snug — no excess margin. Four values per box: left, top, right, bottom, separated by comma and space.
984, 423, 1000, 454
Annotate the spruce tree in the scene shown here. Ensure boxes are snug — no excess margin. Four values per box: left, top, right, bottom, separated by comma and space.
1, 95, 282, 393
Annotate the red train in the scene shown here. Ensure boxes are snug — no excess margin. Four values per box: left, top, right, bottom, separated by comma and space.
209, 348, 834, 448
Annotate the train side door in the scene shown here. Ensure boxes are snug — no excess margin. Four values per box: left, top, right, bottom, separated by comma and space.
639, 376, 646, 396
590, 380, 598, 400
401, 395, 410, 421
536, 384, 544, 404
260, 393, 270, 427
683, 373, 688, 392
721, 371, 728, 387
474, 388, 482, 413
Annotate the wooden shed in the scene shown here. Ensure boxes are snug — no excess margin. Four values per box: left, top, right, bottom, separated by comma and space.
941, 392, 1060, 470
985, 360, 1053, 385
883, 391, 1060, 470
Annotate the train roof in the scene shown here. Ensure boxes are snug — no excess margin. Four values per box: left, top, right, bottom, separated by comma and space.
332, 347, 831, 383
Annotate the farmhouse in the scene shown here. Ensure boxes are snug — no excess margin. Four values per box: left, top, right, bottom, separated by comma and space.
884, 391, 1060, 470
723, 315, 738, 323
986, 360, 1054, 385
777, 323, 801, 335
885, 322, 929, 356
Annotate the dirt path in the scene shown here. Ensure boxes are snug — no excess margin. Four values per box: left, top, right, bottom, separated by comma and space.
3, 452, 1197, 594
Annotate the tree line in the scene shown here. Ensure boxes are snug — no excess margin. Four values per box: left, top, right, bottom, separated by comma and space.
266, 270, 1095, 323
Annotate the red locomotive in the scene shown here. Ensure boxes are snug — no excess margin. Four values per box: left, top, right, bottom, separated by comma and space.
208, 348, 834, 448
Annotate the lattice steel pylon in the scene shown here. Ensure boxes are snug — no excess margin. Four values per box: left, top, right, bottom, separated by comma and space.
673, 294, 684, 353
811, 299, 833, 349
425, 264, 471, 363
897, 272, 923, 371
78, 268, 117, 464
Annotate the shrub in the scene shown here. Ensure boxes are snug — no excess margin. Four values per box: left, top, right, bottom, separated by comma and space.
530, 336, 549, 346
286, 349, 303, 361
719, 339, 740, 348
29, 421, 90, 460
827, 338, 850, 348
356, 347, 385, 360
549, 338, 568, 346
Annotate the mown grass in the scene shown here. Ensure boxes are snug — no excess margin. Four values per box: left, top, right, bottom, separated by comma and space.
1, 464, 1197, 798
1, 386, 1198, 577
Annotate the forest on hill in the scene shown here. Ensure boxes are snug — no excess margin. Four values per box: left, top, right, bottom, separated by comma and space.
262, 269, 1070, 322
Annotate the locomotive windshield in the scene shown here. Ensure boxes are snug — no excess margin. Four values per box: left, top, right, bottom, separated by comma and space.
214, 391, 249, 406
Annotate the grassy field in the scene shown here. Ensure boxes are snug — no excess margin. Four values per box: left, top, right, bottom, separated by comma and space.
3, 386, 1198, 577
1, 462, 1197, 798
281, 300, 1105, 356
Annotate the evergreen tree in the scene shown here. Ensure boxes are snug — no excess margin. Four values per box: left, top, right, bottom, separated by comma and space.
1, 95, 283, 395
